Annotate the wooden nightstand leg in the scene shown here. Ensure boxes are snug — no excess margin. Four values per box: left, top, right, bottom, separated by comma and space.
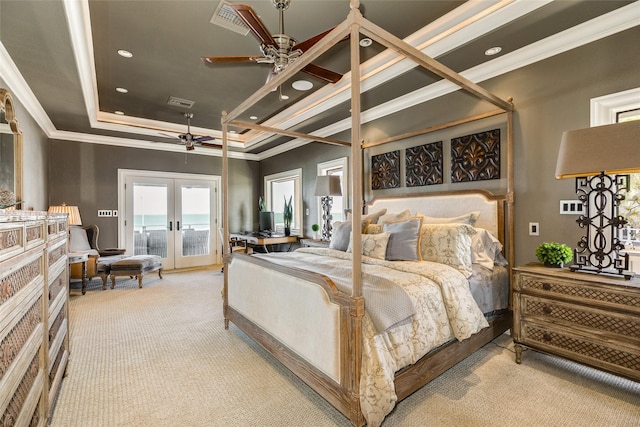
514, 343, 523, 364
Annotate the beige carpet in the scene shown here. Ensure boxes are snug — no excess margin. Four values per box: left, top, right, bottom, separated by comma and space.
51, 269, 640, 427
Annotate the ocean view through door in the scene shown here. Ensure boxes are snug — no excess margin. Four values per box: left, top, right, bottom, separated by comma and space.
119, 170, 220, 270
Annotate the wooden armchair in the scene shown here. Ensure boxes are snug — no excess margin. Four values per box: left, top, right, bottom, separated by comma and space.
69, 225, 125, 280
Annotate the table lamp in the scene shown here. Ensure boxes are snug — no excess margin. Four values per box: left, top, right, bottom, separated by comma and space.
314, 175, 342, 240
48, 203, 82, 226
555, 119, 640, 279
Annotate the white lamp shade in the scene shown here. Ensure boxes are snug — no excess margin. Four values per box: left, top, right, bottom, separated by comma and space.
314, 175, 342, 197
49, 203, 82, 225
556, 120, 640, 179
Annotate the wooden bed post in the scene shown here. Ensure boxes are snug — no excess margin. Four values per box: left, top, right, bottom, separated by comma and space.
222, 111, 230, 330
348, 2, 365, 426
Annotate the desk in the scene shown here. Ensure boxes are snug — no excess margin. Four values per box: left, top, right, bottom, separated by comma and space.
231, 233, 298, 253
68, 251, 89, 295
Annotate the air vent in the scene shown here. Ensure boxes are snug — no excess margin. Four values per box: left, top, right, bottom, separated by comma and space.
210, 0, 250, 35
167, 96, 195, 109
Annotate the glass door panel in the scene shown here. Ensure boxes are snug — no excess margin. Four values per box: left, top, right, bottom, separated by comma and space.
175, 181, 214, 268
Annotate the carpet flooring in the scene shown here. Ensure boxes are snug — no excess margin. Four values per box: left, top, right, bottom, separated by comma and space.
50, 269, 640, 426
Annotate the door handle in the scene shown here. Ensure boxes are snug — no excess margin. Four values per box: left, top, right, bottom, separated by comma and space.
177, 221, 181, 231
169, 221, 173, 231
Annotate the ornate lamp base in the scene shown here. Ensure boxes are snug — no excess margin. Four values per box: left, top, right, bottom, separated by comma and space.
320, 195, 334, 241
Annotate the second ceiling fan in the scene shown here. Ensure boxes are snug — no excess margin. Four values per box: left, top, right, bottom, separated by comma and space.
202, 0, 343, 84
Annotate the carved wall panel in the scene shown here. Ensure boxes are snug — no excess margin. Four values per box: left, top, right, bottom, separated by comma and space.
405, 141, 443, 187
451, 129, 500, 183
371, 150, 400, 190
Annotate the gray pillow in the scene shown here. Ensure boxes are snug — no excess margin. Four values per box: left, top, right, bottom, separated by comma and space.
383, 218, 422, 261
329, 222, 352, 251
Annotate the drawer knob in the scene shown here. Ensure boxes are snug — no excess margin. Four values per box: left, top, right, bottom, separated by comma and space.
543, 306, 552, 315
542, 283, 552, 291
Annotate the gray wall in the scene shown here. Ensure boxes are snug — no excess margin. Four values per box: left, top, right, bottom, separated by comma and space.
0, 76, 49, 210
259, 26, 640, 267
48, 140, 259, 248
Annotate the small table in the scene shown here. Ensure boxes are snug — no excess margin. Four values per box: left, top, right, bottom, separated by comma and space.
231, 233, 298, 253
68, 252, 89, 295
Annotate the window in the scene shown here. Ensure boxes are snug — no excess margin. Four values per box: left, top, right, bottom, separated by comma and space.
591, 88, 640, 242
264, 169, 302, 235
317, 157, 349, 228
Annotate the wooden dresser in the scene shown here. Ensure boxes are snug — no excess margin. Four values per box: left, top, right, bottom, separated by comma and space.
0, 211, 69, 426
512, 264, 640, 382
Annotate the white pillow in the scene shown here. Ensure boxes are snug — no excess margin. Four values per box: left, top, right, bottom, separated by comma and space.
348, 208, 387, 224
417, 211, 480, 226
471, 228, 504, 270
420, 223, 476, 277
347, 232, 390, 260
378, 209, 412, 225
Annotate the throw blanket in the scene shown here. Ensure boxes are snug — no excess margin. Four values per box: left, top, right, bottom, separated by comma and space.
253, 252, 416, 333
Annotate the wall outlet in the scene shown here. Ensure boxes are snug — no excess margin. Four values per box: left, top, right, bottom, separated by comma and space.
529, 222, 539, 236
98, 210, 112, 217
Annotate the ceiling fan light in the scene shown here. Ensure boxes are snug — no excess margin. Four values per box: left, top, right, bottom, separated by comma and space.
292, 80, 313, 91
359, 38, 372, 48
116, 87, 128, 93
117, 49, 133, 58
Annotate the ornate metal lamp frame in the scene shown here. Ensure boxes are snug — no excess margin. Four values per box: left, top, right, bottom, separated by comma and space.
320, 195, 334, 241
571, 172, 632, 279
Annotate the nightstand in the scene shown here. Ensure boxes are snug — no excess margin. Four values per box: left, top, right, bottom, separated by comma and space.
512, 264, 640, 382
300, 238, 330, 248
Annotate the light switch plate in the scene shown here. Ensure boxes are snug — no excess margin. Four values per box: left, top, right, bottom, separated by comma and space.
98, 210, 112, 217
529, 222, 539, 236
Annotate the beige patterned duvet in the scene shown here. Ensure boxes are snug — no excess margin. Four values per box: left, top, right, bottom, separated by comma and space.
290, 248, 489, 426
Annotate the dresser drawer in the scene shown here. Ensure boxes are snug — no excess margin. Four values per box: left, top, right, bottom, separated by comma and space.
520, 321, 640, 381
516, 272, 640, 315
519, 294, 640, 343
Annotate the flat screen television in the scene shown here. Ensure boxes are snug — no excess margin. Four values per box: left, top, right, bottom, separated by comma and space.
259, 211, 275, 233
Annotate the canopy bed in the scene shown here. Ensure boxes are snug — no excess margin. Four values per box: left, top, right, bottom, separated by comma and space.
219, 2, 514, 426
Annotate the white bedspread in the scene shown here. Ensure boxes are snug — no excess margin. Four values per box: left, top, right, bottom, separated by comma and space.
276, 248, 489, 426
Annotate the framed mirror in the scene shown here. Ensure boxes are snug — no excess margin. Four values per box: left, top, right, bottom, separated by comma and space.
0, 88, 23, 208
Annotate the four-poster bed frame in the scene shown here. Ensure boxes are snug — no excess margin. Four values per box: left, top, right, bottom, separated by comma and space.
220, 2, 514, 425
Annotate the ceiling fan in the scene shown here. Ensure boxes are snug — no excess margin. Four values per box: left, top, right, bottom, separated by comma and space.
202, 0, 343, 84
160, 113, 221, 151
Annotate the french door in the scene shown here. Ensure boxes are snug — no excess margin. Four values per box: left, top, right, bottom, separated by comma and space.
118, 170, 220, 270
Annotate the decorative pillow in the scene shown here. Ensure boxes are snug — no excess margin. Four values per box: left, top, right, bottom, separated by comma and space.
471, 228, 504, 270
329, 220, 370, 251
347, 232, 391, 260
420, 223, 476, 277
365, 224, 383, 234
383, 218, 422, 261
417, 211, 480, 226
378, 209, 412, 225
348, 208, 387, 224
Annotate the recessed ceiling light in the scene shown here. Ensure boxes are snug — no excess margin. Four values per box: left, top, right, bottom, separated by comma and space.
114, 111, 125, 115
116, 87, 128, 93
249, 116, 258, 120
485, 46, 502, 56
292, 80, 313, 91
117, 49, 133, 58
359, 38, 372, 47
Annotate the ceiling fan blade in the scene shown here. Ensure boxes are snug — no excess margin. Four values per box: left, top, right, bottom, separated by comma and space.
158, 132, 179, 139
230, 4, 276, 47
194, 135, 215, 143
295, 27, 350, 53
302, 63, 343, 84
294, 27, 335, 53
201, 55, 263, 64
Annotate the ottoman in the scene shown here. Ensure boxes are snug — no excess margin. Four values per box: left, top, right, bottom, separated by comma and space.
95, 255, 127, 291
109, 255, 163, 289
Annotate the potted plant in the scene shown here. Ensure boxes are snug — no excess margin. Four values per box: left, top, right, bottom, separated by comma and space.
283, 195, 293, 236
311, 223, 320, 240
535, 242, 573, 268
